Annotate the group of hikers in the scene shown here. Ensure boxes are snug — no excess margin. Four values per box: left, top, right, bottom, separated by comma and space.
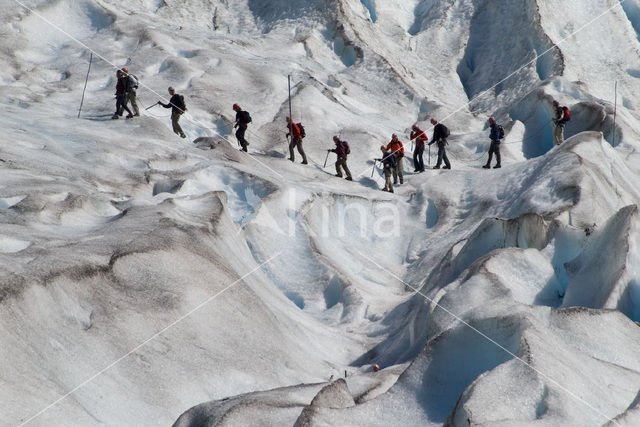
110, 70, 571, 192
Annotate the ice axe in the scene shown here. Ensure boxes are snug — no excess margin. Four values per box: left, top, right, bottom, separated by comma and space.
145, 102, 159, 110
323, 150, 330, 168
428, 144, 431, 165
371, 159, 377, 178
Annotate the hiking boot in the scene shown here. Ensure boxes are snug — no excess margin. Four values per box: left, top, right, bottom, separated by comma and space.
301, 160, 308, 164
111, 114, 119, 120
288, 157, 294, 162
482, 164, 490, 169
126, 114, 134, 119
382, 188, 389, 192
180, 133, 186, 138
494, 164, 501, 169
400, 178, 403, 184
443, 165, 451, 169
345, 176, 353, 181
335, 174, 343, 177
393, 180, 398, 184
432, 166, 440, 169
389, 188, 394, 193
133, 113, 140, 117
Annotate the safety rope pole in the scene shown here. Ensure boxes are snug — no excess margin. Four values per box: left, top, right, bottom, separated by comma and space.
613, 80, 618, 146
77, 52, 92, 118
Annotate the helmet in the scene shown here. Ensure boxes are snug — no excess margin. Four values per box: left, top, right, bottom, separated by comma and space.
412, 124, 418, 130
552, 100, 559, 106
392, 133, 397, 139
430, 118, 437, 125
168, 86, 175, 92
380, 145, 386, 151
233, 103, 240, 110
286, 116, 291, 121
488, 116, 495, 123
333, 135, 340, 142
121, 67, 128, 73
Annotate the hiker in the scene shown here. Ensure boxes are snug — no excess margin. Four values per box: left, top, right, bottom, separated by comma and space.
376, 145, 396, 193
410, 124, 428, 172
329, 136, 352, 180
285, 116, 308, 164
483, 117, 502, 169
385, 133, 404, 184
233, 103, 251, 152
158, 87, 186, 138
552, 100, 568, 145
122, 67, 139, 117
428, 118, 451, 169
112, 69, 133, 119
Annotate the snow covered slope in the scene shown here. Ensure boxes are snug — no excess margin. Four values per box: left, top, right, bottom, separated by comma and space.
2, 0, 640, 426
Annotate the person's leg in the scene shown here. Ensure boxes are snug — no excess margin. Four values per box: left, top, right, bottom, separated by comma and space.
417, 146, 424, 171
553, 125, 563, 145
172, 112, 185, 137
128, 91, 140, 116
397, 156, 403, 183
559, 125, 565, 144
494, 143, 501, 167
288, 139, 295, 161
485, 142, 494, 167
335, 159, 343, 177
443, 147, 451, 169
296, 139, 308, 163
236, 126, 248, 151
435, 145, 444, 168
341, 157, 352, 179
413, 148, 419, 171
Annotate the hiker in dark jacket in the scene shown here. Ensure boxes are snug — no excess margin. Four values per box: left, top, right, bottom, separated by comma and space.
233, 103, 250, 152
552, 100, 566, 146
410, 124, 427, 172
158, 87, 186, 138
376, 146, 397, 193
428, 118, 451, 169
112, 69, 133, 119
329, 136, 352, 180
286, 116, 307, 164
483, 117, 502, 169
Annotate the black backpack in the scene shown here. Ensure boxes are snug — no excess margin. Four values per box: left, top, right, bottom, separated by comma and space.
174, 94, 186, 111
240, 111, 252, 124
342, 140, 351, 154
297, 122, 305, 138
498, 125, 505, 139
442, 124, 450, 138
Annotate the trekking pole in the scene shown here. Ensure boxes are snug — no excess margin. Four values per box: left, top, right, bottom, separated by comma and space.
77, 52, 93, 118
428, 145, 431, 165
371, 160, 377, 178
323, 150, 330, 168
145, 102, 159, 110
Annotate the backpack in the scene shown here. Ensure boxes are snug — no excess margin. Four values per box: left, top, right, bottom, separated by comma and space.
442, 124, 450, 138
174, 94, 186, 111
342, 140, 350, 154
498, 125, 505, 139
296, 122, 306, 138
240, 111, 252, 124
562, 106, 571, 122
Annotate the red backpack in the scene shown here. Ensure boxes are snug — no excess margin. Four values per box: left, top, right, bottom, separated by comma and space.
562, 106, 571, 122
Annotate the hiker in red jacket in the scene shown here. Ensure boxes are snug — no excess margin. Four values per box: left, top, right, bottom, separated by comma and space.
385, 133, 404, 184
286, 116, 308, 164
410, 124, 428, 172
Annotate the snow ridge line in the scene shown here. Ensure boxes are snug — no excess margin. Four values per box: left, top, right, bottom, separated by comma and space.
357, 250, 622, 426
18, 252, 282, 426
10, 0, 284, 180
